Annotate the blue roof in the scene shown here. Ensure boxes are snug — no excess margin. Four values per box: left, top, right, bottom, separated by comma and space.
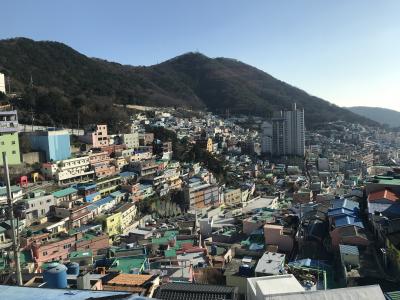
334, 215, 364, 228
110, 190, 123, 198
90, 195, 114, 208
75, 182, 97, 190
339, 244, 359, 256
327, 208, 357, 218
288, 258, 331, 270
331, 198, 359, 211
0, 285, 139, 300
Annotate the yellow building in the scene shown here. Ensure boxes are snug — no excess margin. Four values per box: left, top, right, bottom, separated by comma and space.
224, 188, 242, 206
114, 202, 137, 233
104, 212, 122, 237
196, 137, 213, 153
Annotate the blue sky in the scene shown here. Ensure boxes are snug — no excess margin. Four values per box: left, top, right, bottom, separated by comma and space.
1, 0, 399, 110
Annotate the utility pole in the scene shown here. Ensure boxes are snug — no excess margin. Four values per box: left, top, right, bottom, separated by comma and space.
7, 76, 11, 94
2, 152, 23, 285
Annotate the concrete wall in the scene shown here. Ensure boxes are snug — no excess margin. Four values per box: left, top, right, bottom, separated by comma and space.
22, 151, 43, 164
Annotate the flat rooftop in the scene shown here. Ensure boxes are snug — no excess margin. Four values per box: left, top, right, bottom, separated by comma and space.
247, 274, 304, 297
0, 285, 144, 300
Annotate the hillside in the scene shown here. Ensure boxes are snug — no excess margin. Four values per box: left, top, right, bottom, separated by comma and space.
0, 38, 378, 129
347, 106, 400, 128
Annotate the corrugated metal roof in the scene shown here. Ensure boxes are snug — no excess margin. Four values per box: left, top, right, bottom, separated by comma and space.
339, 244, 359, 256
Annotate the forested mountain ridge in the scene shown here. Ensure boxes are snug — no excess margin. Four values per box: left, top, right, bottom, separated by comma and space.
0, 38, 378, 129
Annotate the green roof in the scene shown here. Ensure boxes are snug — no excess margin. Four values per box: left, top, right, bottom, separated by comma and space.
151, 236, 171, 245
20, 250, 33, 265
0, 185, 21, 196
52, 187, 77, 198
164, 230, 178, 238
386, 291, 400, 300
110, 257, 146, 274
164, 249, 177, 257
76, 233, 97, 242
70, 250, 93, 258
373, 176, 400, 186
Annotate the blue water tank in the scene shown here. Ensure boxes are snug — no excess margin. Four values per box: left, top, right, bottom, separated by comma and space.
66, 262, 80, 276
43, 264, 68, 289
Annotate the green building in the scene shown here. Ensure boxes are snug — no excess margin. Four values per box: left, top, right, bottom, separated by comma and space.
0, 109, 21, 165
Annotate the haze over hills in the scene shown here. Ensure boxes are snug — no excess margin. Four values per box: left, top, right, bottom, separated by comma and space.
0, 37, 378, 129
347, 106, 400, 128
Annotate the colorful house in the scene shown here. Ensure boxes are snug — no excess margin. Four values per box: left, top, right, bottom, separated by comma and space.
28, 129, 71, 162
368, 189, 400, 217
0, 108, 20, 165
105, 212, 122, 238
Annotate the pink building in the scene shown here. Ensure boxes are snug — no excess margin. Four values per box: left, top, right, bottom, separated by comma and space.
89, 151, 116, 178
264, 224, 294, 253
81, 125, 109, 148
32, 234, 76, 265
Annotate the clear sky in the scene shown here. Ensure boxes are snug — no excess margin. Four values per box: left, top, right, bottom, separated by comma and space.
1, 0, 399, 111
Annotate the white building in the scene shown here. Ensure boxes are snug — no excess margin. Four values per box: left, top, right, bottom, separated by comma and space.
272, 103, 305, 157
261, 121, 272, 155
247, 274, 304, 300
42, 156, 95, 185
0, 73, 6, 94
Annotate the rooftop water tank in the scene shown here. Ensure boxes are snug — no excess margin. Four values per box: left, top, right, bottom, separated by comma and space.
45, 262, 60, 270
66, 262, 80, 276
43, 264, 68, 289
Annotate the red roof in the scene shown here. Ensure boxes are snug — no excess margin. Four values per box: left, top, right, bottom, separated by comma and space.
368, 189, 399, 202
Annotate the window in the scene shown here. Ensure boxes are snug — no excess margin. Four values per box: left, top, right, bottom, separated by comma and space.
63, 244, 71, 249
1, 142, 4, 145
43, 251, 48, 256
11, 141, 15, 144
12, 150, 16, 154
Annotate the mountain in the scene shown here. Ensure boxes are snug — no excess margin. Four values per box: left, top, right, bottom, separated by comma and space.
347, 106, 400, 128
0, 37, 378, 129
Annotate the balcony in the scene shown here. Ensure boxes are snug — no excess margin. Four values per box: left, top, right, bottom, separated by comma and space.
0, 120, 19, 133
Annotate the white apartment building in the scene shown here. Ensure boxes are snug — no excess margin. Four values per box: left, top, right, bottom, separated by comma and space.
272, 103, 305, 157
42, 156, 95, 185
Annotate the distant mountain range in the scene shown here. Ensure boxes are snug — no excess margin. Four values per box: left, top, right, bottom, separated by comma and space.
0, 37, 378, 129
347, 106, 400, 128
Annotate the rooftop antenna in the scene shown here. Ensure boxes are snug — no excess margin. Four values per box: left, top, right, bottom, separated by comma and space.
2, 152, 23, 286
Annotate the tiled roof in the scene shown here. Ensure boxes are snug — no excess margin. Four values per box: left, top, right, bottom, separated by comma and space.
368, 189, 399, 202
105, 273, 154, 286
339, 244, 359, 256
331, 198, 359, 211
334, 216, 364, 229
155, 282, 238, 300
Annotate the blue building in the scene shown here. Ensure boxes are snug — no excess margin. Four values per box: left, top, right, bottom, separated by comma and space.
29, 129, 71, 162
